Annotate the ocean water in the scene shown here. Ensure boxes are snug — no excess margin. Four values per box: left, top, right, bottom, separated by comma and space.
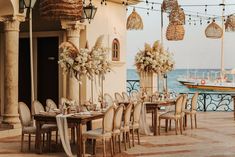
127, 69, 230, 93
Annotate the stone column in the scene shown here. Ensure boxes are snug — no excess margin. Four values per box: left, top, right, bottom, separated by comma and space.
2, 16, 24, 128
61, 21, 85, 104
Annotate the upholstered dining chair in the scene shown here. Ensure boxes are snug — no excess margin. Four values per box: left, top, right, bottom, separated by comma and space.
46, 99, 58, 112
112, 104, 124, 154
130, 91, 140, 103
18, 102, 51, 152
158, 95, 184, 135
104, 93, 114, 107
185, 92, 199, 129
122, 92, 130, 102
121, 103, 133, 151
181, 94, 188, 130
114, 92, 124, 104
32, 100, 58, 146
130, 102, 142, 147
82, 106, 115, 157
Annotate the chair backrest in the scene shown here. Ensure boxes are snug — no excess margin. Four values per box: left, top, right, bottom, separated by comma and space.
133, 102, 142, 124
33, 100, 45, 115
113, 104, 124, 130
103, 106, 115, 133
115, 92, 124, 103
18, 102, 32, 127
124, 103, 133, 126
122, 92, 129, 102
175, 95, 184, 115
130, 91, 140, 102
103, 93, 114, 107
191, 92, 199, 111
181, 94, 188, 111
46, 99, 58, 111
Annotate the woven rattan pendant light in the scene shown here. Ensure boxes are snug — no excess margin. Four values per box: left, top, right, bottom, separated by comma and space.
169, 7, 185, 25
225, 15, 235, 32
39, 0, 83, 21
126, 8, 144, 30
205, 21, 223, 39
166, 24, 185, 41
161, 0, 178, 13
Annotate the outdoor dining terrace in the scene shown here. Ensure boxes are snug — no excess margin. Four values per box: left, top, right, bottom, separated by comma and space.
1, 112, 235, 157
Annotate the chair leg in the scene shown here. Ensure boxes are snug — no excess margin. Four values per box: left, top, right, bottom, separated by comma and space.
124, 132, 127, 151
127, 132, 131, 148
110, 138, 113, 157
179, 119, 183, 135
190, 114, 193, 129
158, 118, 161, 135
55, 131, 58, 145
118, 134, 121, 153
183, 116, 186, 130
195, 114, 197, 128
169, 119, 172, 131
165, 120, 168, 132
185, 114, 188, 127
82, 138, 86, 157
21, 133, 24, 152
132, 129, 135, 147
112, 136, 115, 155
175, 119, 178, 135
28, 134, 31, 151
137, 129, 140, 145
103, 139, 106, 157
93, 139, 96, 155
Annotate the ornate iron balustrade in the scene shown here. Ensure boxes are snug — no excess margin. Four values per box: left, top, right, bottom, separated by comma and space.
126, 79, 234, 112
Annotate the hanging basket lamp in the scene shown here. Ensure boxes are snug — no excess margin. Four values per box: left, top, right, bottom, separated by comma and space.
225, 15, 235, 32
161, 0, 178, 13
166, 24, 185, 41
169, 7, 185, 25
205, 21, 223, 39
39, 0, 83, 21
126, 8, 144, 30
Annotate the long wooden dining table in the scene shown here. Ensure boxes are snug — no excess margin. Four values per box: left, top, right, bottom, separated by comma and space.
145, 99, 176, 136
34, 112, 104, 157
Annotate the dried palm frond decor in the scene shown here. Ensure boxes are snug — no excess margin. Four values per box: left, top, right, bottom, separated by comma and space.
225, 15, 235, 32
169, 7, 185, 25
161, 0, 178, 13
39, 0, 83, 20
126, 8, 144, 30
205, 21, 223, 39
166, 24, 185, 41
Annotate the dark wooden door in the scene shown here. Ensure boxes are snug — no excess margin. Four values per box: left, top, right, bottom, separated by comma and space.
37, 37, 59, 106
19, 38, 31, 109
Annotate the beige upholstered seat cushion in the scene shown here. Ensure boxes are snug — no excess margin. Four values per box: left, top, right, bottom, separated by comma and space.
160, 112, 181, 119
42, 124, 57, 130
130, 122, 139, 129
22, 126, 36, 134
184, 109, 196, 114
83, 128, 112, 139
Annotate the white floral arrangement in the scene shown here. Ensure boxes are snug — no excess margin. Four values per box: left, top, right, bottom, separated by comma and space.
90, 35, 111, 76
58, 35, 111, 82
58, 41, 93, 81
135, 40, 175, 74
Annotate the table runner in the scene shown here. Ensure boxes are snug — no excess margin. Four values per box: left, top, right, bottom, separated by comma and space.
56, 114, 76, 157
139, 103, 152, 135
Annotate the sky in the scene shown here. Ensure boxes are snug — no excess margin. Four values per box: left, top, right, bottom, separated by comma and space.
126, 0, 235, 69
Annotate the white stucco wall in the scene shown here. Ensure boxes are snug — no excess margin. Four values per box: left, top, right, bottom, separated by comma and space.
85, 1, 127, 102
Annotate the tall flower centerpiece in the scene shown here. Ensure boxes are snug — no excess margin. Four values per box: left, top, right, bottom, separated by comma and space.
58, 41, 93, 82
135, 40, 175, 93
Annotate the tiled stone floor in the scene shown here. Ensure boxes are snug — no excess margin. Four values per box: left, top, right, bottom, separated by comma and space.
1, 112, 235, 157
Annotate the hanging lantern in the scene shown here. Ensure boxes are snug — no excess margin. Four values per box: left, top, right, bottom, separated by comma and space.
225, 15, 235, 32
39, 0, 83, 21
169, 7, 185, 25
166, 24, 185, 41
205, 21, 223, 39
161, 0, 178, 13
126, 8, 144, 30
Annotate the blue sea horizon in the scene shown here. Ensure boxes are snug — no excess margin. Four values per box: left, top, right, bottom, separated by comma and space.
127, 68, 232, 93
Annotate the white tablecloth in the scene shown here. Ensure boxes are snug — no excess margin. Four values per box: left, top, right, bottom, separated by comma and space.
56, 114, 76, 157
